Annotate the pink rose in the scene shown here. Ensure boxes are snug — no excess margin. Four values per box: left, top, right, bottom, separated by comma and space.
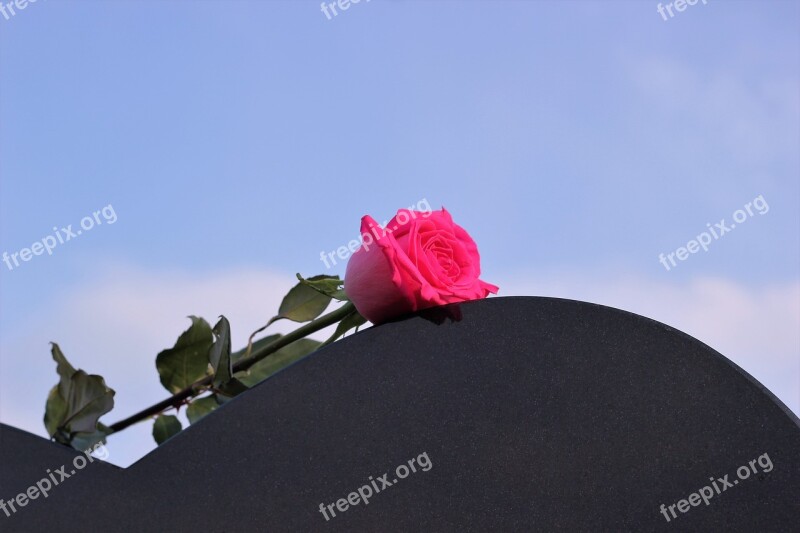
344, 207, 499, 324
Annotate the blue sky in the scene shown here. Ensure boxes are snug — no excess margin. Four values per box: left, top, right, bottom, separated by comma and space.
1, 0, 798, 466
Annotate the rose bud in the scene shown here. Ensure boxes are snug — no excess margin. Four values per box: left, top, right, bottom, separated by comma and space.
344, 208, 498, 324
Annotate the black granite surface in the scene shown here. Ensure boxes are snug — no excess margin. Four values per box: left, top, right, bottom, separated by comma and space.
1, 297, 798, 532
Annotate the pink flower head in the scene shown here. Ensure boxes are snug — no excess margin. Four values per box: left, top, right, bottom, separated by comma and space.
344, 207, 499, 324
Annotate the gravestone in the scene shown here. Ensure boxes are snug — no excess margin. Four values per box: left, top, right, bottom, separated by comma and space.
1, 297, 799, 531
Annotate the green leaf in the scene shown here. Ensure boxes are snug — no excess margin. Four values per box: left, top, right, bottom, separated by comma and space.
296, 273, 349, 301
155, 316, 214, 394
70, 423, 111, 452
231, 334, 281, 364
272, 279, 332, 324
44, 385, 68, 438
321, 309, 368, 347
44, 344, 115, 447
215, 393, 236, 405
186, 395, 220, 425
234, 338, 321, 387
52, 343, 77, 399
61, 371, 116, 434
216, 377, 249, 398
209, 316, 232, 388
152, 414, 182, 445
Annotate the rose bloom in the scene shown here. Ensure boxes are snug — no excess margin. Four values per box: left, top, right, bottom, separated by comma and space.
344, 208, 498, 324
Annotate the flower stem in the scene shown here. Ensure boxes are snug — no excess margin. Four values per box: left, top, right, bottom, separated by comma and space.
107, 302, 357, 434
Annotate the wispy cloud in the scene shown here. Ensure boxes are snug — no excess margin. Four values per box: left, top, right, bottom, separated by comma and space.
0, 266, 340, 466
503, 272, 799, 416
631, 57, 800, 167
2, 265, 797, 466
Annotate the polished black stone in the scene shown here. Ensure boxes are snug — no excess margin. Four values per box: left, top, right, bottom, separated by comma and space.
2, 297, 798, 531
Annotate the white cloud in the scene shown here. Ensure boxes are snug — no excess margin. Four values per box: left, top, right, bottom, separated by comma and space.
0, 266, 341, 467
502, 273, 800, 417
631, 57, 800, 167
2, 265, 796, 467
